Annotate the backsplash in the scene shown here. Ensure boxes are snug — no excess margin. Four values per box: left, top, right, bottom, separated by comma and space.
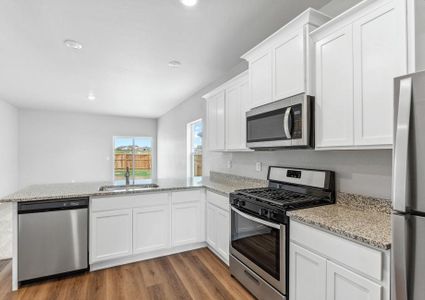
204, 149, 392, 199
210, 171, 267, 187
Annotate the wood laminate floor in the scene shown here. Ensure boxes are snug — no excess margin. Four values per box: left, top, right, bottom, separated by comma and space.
0, 248, 255, 300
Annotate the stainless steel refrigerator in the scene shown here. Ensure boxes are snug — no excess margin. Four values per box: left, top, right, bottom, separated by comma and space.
392, 70, 425, 300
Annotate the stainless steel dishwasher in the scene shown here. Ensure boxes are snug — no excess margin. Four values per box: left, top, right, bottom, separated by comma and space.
18, 198, 88, 282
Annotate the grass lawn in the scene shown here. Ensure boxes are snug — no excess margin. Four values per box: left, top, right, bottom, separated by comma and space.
115, 169, 151, 179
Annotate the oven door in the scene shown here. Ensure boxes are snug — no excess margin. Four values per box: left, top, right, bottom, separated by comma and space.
230, 207, 286, 295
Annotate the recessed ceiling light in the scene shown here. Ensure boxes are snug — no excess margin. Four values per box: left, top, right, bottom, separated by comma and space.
88, 92, 96, 101
64, 39, 83, 49
168, 60, 182, 68
180, 0, 198, 7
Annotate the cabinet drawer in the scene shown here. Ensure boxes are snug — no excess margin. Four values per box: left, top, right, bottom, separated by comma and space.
91, 193, 169, 211
206, 191, 229, 211
290, 220, 383, 281
171, 190, 202, 204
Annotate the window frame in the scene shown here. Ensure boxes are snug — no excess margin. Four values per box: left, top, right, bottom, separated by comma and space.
112, 136, 153, 183
186, 119, 203, 178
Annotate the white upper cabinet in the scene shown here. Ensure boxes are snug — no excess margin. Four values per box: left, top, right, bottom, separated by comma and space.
353, 2, 405, 146
204, 71, 250, 152
312, 0, 407, 150
242, 9, 331, 110
315, 26, 354, 147
226, 78, 249, 150
249, 51, 273, 108
273, 28, 305, 100
206, 91, 225, 151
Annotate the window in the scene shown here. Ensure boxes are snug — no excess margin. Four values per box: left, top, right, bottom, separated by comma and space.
187, 119, 203, 177
114, 137, 152, 184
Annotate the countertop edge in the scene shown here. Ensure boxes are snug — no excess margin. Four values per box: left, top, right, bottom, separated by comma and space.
288, 214, 391, 251
0, 184, 234, 203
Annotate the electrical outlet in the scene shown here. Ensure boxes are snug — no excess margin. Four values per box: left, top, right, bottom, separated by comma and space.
255, 162, 262, 172
227, 160, 232, 169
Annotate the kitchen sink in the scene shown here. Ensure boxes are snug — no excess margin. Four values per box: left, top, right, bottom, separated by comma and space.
99, 184, 159, 192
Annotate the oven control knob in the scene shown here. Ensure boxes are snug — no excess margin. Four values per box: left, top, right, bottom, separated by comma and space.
239, 200, 246, 207
233, 199, 239, 206
259, 208, 269, 217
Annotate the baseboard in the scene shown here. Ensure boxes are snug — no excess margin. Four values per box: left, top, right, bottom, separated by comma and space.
206, 245, 229, 266
90, 242, 208, 271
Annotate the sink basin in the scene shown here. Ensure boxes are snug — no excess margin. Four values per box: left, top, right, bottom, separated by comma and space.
99, 184, 159, 192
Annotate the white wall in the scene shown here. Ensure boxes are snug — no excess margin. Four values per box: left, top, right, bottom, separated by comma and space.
320, 0, 363, 17
0, 99, 19, 196
19, 110, 157, 187
0, 99, 18, 259
157, 62, 248, 178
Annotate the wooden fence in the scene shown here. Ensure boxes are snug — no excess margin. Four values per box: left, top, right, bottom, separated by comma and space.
115, 153, 152, 170
194, 154, 202, 176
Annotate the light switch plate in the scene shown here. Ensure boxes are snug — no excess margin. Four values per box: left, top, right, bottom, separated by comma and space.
255, 162, 262, 172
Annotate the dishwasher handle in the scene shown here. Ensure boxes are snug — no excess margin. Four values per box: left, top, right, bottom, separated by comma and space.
18, 198, 89, 214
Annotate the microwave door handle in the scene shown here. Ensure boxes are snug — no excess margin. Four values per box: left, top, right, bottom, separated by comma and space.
393, 77, 412, 212
284, 107, 292, 139
231, 207, 280, 229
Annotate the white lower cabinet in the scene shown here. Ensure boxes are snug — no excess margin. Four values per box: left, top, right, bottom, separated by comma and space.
90, 190, 205, 268
133, 205, 170, 254
327, 261, 382, 300
290, 243, 326, 300
172, 201, 201, 247
206, 191, 230, 264
214, 207, 230, 260
290, 220, 389, 300
91, 209, 133, 262
206, 203, 217, 248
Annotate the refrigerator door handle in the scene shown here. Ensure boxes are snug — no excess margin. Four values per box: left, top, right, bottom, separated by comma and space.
392, 214, 408, 300
393, 77, 412, 212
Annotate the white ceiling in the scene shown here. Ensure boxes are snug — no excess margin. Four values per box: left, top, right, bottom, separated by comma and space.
0, 0, 331, 118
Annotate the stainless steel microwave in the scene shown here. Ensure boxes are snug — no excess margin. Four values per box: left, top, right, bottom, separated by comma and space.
246, 93, 313, 149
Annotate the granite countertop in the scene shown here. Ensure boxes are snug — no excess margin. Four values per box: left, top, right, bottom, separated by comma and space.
287, 192, 392, 250
1, 173, 391, 250
0, 172, 267, 203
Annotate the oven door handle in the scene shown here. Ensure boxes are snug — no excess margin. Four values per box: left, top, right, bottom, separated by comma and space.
231, 207, 281, 229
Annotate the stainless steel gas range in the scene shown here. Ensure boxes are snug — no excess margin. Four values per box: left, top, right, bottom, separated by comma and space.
229, 166, 335, 300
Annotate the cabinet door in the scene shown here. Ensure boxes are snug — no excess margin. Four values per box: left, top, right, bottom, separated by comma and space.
133, 205, 170, 254
353, 2, 405, 146
250, 51, 273, 108
215, 208, 230, 262
91, 209, 132, 262
315, 26, 354, 148
290, 243, 326, 300
206, 203, 217, 248
207, 98, 217, 151
274, 29, 305, 100
226, 84, 241, 150
216, 91, 226, 150
226, 80, 249, 150
172, 202, 200, 247
327, 261, 382, 300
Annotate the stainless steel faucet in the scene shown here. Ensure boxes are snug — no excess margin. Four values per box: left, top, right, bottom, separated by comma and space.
125, 167, 130, 185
